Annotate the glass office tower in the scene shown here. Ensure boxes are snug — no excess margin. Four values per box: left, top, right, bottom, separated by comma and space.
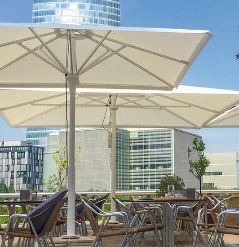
129, 129, 173, 190
32, 0, 121, 26
27, 0, 121, 148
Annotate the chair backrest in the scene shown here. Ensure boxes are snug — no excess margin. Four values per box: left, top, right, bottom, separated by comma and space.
90, 193, 110, 218
82, 199, 100, 235
75, 202, 84, 220
28, 189, 68, 235
38, 196, 66, 237
91, 193, 109, 205
225, 196, 239, 226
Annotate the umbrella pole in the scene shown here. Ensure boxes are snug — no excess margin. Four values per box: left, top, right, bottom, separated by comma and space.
110, 105, 118, 219
64, 76, 78, 238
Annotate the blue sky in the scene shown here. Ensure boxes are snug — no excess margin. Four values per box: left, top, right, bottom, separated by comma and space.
0, 0, 239, 152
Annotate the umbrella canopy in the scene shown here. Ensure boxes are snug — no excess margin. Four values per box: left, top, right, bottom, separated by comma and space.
0, 23, 212, 237
1, 86, 239, 129
0, 23, 211, 90
206, 105, 239, 127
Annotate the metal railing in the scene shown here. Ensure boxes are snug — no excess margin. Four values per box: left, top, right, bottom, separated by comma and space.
0, 189, 238, 200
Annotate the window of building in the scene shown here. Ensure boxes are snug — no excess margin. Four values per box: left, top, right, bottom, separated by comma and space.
204, 172, 222, 176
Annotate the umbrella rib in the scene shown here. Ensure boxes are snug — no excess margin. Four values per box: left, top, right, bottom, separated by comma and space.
76, 94, 114, 106
139, 100, 200, 128
18, 43, 67, 74
77, 31, 111, 74
0, 31, 58, 48
0, 92, 66, 111
115, 95, 147, 107
33, 93, 110, 108
114, 94, 211, 128
147, 94, 219, 113
0, 32, 67, 73
80, 34, 173, 88
10, 105, 61, 127
117, 54, 174, 88
160, 107, 200, 128
78, 46, 124, 75
208, 111, 239, 125
29, 27, 68, 74
204, 100, 239, 126
85, 31, 189, 65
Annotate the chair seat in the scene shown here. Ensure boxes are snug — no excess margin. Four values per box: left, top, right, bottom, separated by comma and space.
99, 224, 163, 237
176, 216, 194, 221
209, 226, 239, 235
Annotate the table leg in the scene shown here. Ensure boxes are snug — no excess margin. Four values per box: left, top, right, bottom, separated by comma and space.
162, 203, 174, 247
204, 202, 208, 247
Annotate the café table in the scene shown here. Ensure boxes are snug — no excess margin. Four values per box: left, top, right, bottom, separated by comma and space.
0, 200, 43, 216
127, 197, 207, 247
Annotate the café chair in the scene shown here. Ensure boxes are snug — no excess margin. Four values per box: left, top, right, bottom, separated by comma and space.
224, 195, 239, 226
209, 209, 239, 247
82, 198, 163, 247
175, 203, 198, 237
192, 196, 228, 247
1, 189, 68, 247
54, 201, 87, 236
112, 197, 131, 223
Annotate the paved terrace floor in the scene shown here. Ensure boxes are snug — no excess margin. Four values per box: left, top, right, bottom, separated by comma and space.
7, 224, 239, 246
49, 229, 239, 247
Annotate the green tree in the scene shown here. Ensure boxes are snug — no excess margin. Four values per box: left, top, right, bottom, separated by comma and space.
48, 145, 81, 191
188, 137, 210, 195
156, 175, 185, 197
0, 179, 8, 193
45, 174, 58, 192
8, 181, 14, 193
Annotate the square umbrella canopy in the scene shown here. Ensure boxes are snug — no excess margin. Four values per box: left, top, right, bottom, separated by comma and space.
0, 23, 212, 237
0, 23, 211, 90
1, 86, 239, 129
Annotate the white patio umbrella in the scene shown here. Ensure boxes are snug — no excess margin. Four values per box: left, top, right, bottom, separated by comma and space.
1, 86, 239, 129
1, 85, 239, 225
206, 104, 239, 127
0, 23, 212, 237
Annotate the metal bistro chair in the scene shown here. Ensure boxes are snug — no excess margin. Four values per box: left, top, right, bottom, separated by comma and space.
54, 201, 87, 236
193, 196, 228, 247
209, 209, 239, 247
1, 189, 68, 247
82, 198, 130, 247
82, 198, 163, 247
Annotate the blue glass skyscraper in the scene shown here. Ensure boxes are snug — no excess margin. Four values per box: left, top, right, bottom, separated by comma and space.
32, 0, 120, 26
27, 0, 121, 148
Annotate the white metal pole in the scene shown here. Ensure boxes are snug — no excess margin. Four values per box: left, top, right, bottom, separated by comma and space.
65, 76, 77, 238
109, 105, 118, 216
65, 31, 78, 238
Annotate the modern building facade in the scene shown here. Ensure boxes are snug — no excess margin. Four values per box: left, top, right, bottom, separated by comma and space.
129, 128, 173, 190
27, 0, 121, 149
44, 128, 199, 192
0, 141, 44, 192
32, 0, 121, 26
26, 127, 61, 148
203, 152, 239, 189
